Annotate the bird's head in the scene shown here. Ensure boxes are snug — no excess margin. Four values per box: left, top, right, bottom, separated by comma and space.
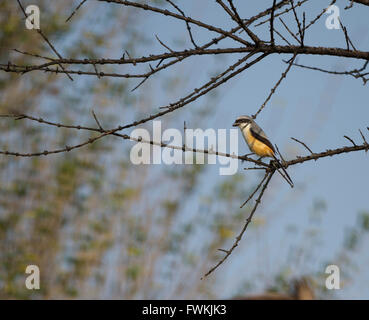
232, 115, 253, 127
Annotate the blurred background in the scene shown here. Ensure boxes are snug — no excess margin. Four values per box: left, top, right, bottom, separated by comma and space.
0, 0, 368, 299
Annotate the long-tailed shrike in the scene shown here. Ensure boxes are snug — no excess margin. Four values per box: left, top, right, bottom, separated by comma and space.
233, 115, 294, 188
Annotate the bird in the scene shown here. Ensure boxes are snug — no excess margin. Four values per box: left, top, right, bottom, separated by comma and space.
233, 115, 294, 188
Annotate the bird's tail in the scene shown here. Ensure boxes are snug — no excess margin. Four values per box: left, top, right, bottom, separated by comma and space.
272, 154, 294, 188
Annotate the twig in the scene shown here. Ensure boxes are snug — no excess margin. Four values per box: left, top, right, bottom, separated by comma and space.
252, 53, 297, 118
240, 172, 269, 208
274, 144, 294, 188
165, 0, 199, 48
101, 0, 252, 47
226, 0, 261, 45
93, 63, 101, 78
274, 28, 292, 46
255, 0, 308, 27
270, 0, 277, 46
284, 60, 369, 85
17, 0, 74, 81
66, 0, 88, 22
302, 0, 336, 33
291, 137, 314, 154
359, 129, 368, 145
279, 17, 300, 44
91, 110, 104, 130
289, 0, 303, 45
155, 35, 174, 53
339, 18, 357, 51
345, 0, 354, 9
344, 135, 357, 146
202, 171, 275, 279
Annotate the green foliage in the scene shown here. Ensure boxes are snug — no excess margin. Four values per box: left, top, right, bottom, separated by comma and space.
358, 211, 369, 231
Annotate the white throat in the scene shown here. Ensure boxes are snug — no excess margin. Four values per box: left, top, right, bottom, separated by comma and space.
240, 122, 251, 132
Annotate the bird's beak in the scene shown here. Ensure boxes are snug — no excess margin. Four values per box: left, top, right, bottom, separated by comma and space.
232, 122, 238, 127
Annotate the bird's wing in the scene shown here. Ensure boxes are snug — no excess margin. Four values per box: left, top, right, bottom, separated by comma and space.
250, 123, 275, 153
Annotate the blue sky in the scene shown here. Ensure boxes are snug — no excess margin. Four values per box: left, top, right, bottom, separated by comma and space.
126, 0, 369, 298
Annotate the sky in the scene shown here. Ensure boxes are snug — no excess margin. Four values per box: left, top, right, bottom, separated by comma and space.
126, 0, 369, 299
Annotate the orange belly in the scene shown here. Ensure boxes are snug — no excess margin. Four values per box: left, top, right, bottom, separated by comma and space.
244, 127, 274, 157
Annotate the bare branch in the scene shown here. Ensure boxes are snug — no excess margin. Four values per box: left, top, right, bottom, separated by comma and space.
359, 129, 368, 146
270, 0, 277, 46
291, 137, 314, 154
215, 0, 262, 46
302, 0, 336, 33
240, 172, 270, 209
344, 135, 357, 146
255, 0, 308, 27
16, 0, 74, 81
253, 53, 297, 119
339, 18, 357, 51
165, 0, 199, 48
155, 35, 174, 53
65, 0, 88, 22
279, 17, 301, 44
284, 60, 369, 84
202, 171, 275, 279
352, 0, 369, 6
100, 0, 253, 47
289, 0, 304, 45
91, 110, 104, 130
